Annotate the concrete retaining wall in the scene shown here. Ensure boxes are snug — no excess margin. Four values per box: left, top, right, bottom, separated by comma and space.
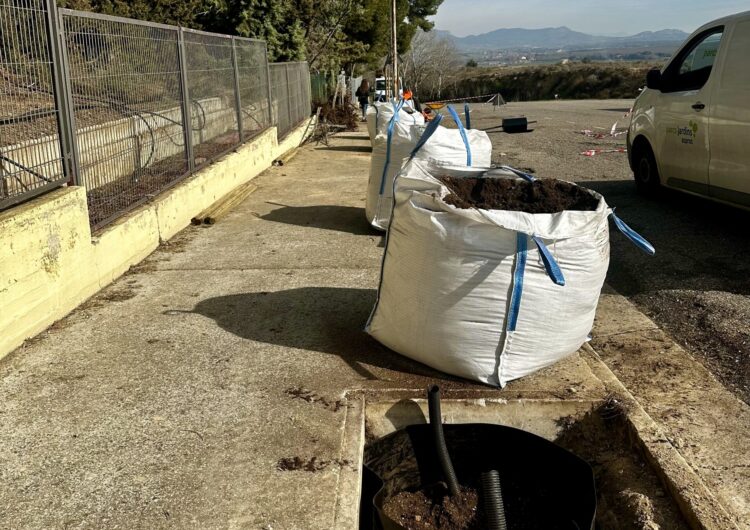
0, 118, 312, 362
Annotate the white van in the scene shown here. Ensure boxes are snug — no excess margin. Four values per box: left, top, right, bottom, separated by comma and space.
627, 11, 750, 206
374, 76, 403, 102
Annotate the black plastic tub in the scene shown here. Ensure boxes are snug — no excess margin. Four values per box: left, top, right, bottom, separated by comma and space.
361, 423, 596, 530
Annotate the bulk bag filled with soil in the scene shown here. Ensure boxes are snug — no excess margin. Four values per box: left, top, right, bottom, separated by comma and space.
365, 105, 491, 231
366, 159, 654, 386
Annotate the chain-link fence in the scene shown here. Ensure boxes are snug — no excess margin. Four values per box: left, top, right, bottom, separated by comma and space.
0, 0, 68, 210
0, 1, 309, 229
270, 62, 311, 139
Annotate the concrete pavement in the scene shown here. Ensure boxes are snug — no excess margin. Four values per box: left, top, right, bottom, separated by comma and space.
0, 125, 746, 529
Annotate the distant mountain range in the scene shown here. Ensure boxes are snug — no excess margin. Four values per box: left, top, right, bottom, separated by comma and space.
436, 26, 690, 51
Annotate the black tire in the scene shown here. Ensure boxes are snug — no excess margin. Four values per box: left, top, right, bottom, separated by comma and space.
633, 143, 661, 195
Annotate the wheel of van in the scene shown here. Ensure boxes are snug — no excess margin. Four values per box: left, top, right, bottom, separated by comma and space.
633, 144, 661, 195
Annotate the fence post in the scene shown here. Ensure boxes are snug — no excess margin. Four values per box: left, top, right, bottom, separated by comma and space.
177, 28, 195, 172
284, 63, 293, 131
265, 44, 273, 128
230, 37, 244, 143
44, 0, 79, 185
304, 63, 312, 115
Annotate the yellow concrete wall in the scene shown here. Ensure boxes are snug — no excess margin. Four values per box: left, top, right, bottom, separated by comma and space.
0, 118, 314, 363
156, 127, 277, 240
0, 188, 96, 358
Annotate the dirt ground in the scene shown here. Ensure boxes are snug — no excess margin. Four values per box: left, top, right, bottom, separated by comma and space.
470, 99, 749, 405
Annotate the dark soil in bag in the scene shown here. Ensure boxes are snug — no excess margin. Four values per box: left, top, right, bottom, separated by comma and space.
439, 176, 599, 214
381, 479, 569, 530
383, 484, 483, 530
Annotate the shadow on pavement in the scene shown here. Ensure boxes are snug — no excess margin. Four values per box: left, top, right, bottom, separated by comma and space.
582, 179, 750, 296
261, 204, 380, 236
190, 287, 449, 382
316, 145, 372, 153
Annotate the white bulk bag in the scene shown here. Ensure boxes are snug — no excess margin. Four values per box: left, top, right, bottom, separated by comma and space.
365, 103, 383, 143
365, 105, 491, 231
366, 159, 654, 386
410, 109, 493, 169
366, 101, 424, 230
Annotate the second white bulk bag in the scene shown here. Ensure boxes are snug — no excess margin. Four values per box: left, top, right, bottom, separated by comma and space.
365, 105, 492, 231
366, 159, 654, 386
409, 108, 493, 168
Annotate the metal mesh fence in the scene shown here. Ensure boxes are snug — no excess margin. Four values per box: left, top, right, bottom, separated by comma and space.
269, 63, 290, 139
0, 0, 67, 210
1, 3, 309, 228
60, 10, 188, 228
310, 72, 330, 106
290, 62, 311, 127
270, 62, 310, 139
182, 29, 239, 169
234, 37, 271, 139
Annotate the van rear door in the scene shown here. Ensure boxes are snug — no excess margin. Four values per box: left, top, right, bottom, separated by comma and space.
709, 18, 750, 205
656, 28, 724, 195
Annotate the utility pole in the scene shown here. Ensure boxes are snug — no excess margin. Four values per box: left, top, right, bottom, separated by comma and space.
391, 0, 399, 98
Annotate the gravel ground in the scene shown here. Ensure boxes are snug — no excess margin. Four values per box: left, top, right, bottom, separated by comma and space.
470, 99, 750, 404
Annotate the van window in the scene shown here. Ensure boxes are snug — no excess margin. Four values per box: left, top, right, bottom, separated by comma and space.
721, 21, 750, 90
665, 27, 723, 92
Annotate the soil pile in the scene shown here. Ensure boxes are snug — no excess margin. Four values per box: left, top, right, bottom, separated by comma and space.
319, 101, 358, 131
383, 484, 482, 530
381, 481, 572, 530
439, 176, 599, 213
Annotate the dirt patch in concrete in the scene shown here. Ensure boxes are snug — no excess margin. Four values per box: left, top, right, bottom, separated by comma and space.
634, 289, 750, 403
20, 307, 88, 349
555, 402, 689, 530
80, 286, 138, 310
100, 288, 138, 303
440, 176, 599, 213
277, 456, 330, 472
158, 234, 191, 254
276, 456, 352, 473
284, 386, 344, 412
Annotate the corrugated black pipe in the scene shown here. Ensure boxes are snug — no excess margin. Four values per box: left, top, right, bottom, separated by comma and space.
481, 470, 508, 530
427, 385, 460, 497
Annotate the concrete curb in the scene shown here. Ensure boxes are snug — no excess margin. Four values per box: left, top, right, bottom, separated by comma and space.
581, 344, 739, 530
332, 393, 365, 530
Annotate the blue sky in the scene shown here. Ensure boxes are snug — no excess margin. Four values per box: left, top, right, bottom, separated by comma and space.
433, 0, 749, 37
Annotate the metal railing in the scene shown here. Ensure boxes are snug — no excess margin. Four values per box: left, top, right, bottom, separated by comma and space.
0, 0, 311, 229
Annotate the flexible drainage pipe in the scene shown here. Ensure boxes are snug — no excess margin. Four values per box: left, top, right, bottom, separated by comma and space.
481, 470, 508, 530
427, 385, 460, 497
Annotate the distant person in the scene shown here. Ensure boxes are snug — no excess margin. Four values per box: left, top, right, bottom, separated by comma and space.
422, 107, 434, 122
356, 80, 370, 121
